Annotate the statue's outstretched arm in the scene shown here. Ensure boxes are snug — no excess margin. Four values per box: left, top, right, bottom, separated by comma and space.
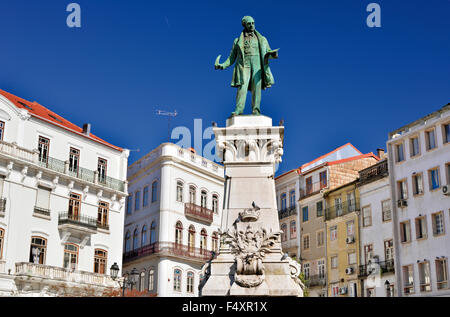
215, 40, 237, 70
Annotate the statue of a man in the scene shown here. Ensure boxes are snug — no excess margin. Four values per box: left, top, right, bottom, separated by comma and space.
215, 16, 279, 116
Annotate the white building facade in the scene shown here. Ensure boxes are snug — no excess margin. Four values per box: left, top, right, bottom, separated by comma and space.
387, 104, 450, 297
0, 89, 129, 296
123, 143, 224, 297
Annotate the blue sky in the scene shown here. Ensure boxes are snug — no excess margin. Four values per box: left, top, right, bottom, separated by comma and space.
0, 0, 449, 175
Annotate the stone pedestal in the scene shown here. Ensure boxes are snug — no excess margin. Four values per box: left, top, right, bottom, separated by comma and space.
200, 115, 303, 297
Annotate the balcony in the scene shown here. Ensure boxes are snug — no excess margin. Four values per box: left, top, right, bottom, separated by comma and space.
0, 140, 38, 163
325, 199, 360, 220
380, 260, 395, 274
34, 206, 50, 217
58, 212, 98, 234
279, 205, 297, 220
358, 160, 388, 186
300, 181, 327, 199
359, 259, 395, 277
306, 274, 327, 287
123, 242, 214, 264
14, 262, 115, 287
184, 203, 213, 224
0, 198, 6, 216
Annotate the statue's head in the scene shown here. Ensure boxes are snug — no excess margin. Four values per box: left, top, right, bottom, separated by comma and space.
241, 16, 255, 32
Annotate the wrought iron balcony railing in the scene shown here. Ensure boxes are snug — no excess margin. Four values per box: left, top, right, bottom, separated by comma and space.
359, 259, 395, 277
34, 206, 50, 216
300, 180, 327, 199
306, 274, 327, 287
325, 199, 360, 220
184, 203, 214, 224
279, 205, 297, 219
58, 212, 98, 231
358, 160, 388, 185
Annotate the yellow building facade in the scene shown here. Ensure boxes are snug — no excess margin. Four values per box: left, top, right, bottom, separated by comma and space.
325, 180, 361, 297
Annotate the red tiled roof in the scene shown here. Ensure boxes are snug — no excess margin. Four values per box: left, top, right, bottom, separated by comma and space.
0, 89, 123, 152
300, 142, 363, 170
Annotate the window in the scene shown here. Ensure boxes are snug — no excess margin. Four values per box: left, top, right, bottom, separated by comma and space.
151, 181, 158, 202
403, 265, 414, 294
410, 136, 420, 157
281, 193, 287, 210
386, 284, 395, 297
38, 136, 50, 164
124, 231, 131, 252
68, 147, 80, 176
212, 232, 219, 253
0, 121, 5, 140
347, 191, 356, 212
443, 123, 450, 144
335, 197, 343, 216
428, 167, 440, 190
397, 180, 408, 200
347, 220, 354, 237
316, 201, 323, 217
173, 269, 181, 292
331, 256, 338, 269
384, 240, 394, 261
435, 258, 448, 290
30, 237, 47, 264
94, 249, 107, 274
176, 181, 184, 202
150, 222, 156, 244
63, 243, 78, 270
187, 271, 194, 293
126, 194, 133, 214
415, 216, 427, 240
148, 268, 155, 291
302, 234, 310, 250
316, 230, 324, 247
141, 225, 148, 246
319, 171, 327, 189
97, 158, 107, 184
97, 201, 109, 229
400, 221, 411, 243
303, 263, 310, 279
189, 186, 196, 204
133, 229, 139, 249
281, 224, 287, 242
382, 200, 391, 222
305, 177, 313, 195
362, 206, 372, 227
289, 190, 296, 208
188, 225, 195, 251
290, 221, 296, 239
348, 252, 357, 265
135, 191, 141, 211
139, 271, 146, 292
212, 195, 219, 214
425, 129, 436, 150
143, 186, 149, 207
395, 143, 405, 163
175, 222, 183, 245
412, 173, 424, 195
201, 190, 207, 208
418, 261, 431, 292
318, 260, 325, 279
68, 192, 81, 220
432, 211, 445, 235
330, 226, 337, 241
302, 206, 308, 222
364, 244, 373, 264
200, 229, 207, 252
35, 186, 51, 212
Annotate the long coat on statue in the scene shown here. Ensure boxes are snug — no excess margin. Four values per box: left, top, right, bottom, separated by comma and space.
221, 30, 276, 90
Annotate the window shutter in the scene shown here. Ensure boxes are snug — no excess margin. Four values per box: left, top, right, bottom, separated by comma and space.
36, 187, 51, 209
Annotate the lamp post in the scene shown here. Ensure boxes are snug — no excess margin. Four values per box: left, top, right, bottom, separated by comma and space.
110, 262, 139, 297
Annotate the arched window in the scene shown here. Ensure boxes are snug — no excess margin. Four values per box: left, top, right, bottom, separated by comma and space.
141, 225, 148, 246
290, 220, 296, 240
212, 195, 219, 214
133, 229, 139, 250
175, 222, 183, 245
139, 271, 146, 292
150, 221, 157, 244
173, 268, 182, 292
212, 232, 219, 253
94, 249, 107, 274
148, 268, 155, 292
176, 181, 184, 202
151, 181, 158, 203
189, 186, 196, 204
188, 225, 196, 251
201, 190, 207, 208
63, 243, 78, 270
187, 271, 194, 293
124, 231, 131, 252
29, 236, 47, 264
281, 223, 287, 242
200, 229, 207, 252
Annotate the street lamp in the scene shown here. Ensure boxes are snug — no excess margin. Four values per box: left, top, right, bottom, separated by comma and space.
109, 263, 139, 296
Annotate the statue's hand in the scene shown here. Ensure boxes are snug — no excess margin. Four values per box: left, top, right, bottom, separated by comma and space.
215, 63, 224, 70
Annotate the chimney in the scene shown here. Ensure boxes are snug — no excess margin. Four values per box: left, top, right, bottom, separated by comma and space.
377, 148, 385, 159
83, 123, 91, 136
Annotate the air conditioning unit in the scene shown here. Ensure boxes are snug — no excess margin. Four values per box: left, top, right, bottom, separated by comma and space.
345, 267, 354, 275
339, 287, 348, 295
397, 199, 407, 208
346, 236, 355, 244
443, 185, 450, 196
